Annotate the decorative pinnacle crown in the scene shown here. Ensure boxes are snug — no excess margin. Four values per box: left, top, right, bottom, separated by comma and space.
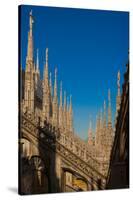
46, 48, 48, 63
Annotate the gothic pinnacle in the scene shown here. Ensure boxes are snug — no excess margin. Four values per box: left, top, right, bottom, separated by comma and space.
54, 67, 57, 99
49, 72, 52, 96
46, 48, 48, 67
60, 81, 62, 107
29, 10, 34, 33
116, 70, 121, 119
43, 48, 49, 80
26, 10, 34, 62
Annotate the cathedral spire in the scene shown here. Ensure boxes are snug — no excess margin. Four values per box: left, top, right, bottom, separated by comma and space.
43, 48, 49, 81
60, 81, 62, 107
63, 91, 67, 129
26, 10, 34, 63
116, 70, 121, 117
52, 67, 58, 126
69, 95, 73, 132
108, 89, 112, 126
42, 48, 50, 120
59, 82, 63, 127
49, 72, 52, 97
24, 10, 34, 112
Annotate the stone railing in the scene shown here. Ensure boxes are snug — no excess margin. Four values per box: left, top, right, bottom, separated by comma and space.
20, 111, 108, 177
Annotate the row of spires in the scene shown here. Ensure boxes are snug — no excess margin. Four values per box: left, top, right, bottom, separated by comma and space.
24, 10, 73, 132
88, 71, 121, 145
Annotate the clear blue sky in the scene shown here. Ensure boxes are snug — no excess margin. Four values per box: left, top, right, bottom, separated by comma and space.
20, 5, 129, 140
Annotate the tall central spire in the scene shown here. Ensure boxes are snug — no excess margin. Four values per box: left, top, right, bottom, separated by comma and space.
24, 10, 35, 112
52, 67, 58, 126
26, 10, 34, 63
42, 48, 50, 120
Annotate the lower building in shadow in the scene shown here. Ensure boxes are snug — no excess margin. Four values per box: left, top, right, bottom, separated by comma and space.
106, 62, 129, 189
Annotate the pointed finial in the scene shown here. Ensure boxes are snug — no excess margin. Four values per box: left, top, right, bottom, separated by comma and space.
49, 72, 52, 95
29, 10, 34, 31
46, 48, 48, 64
30, 10, 32, 16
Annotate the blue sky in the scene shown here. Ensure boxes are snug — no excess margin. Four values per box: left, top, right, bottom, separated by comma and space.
20, 5, 129, 140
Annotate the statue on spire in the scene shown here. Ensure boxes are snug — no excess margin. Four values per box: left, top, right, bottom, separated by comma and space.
46, 48, 48, 64
29, 10, 34, 31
